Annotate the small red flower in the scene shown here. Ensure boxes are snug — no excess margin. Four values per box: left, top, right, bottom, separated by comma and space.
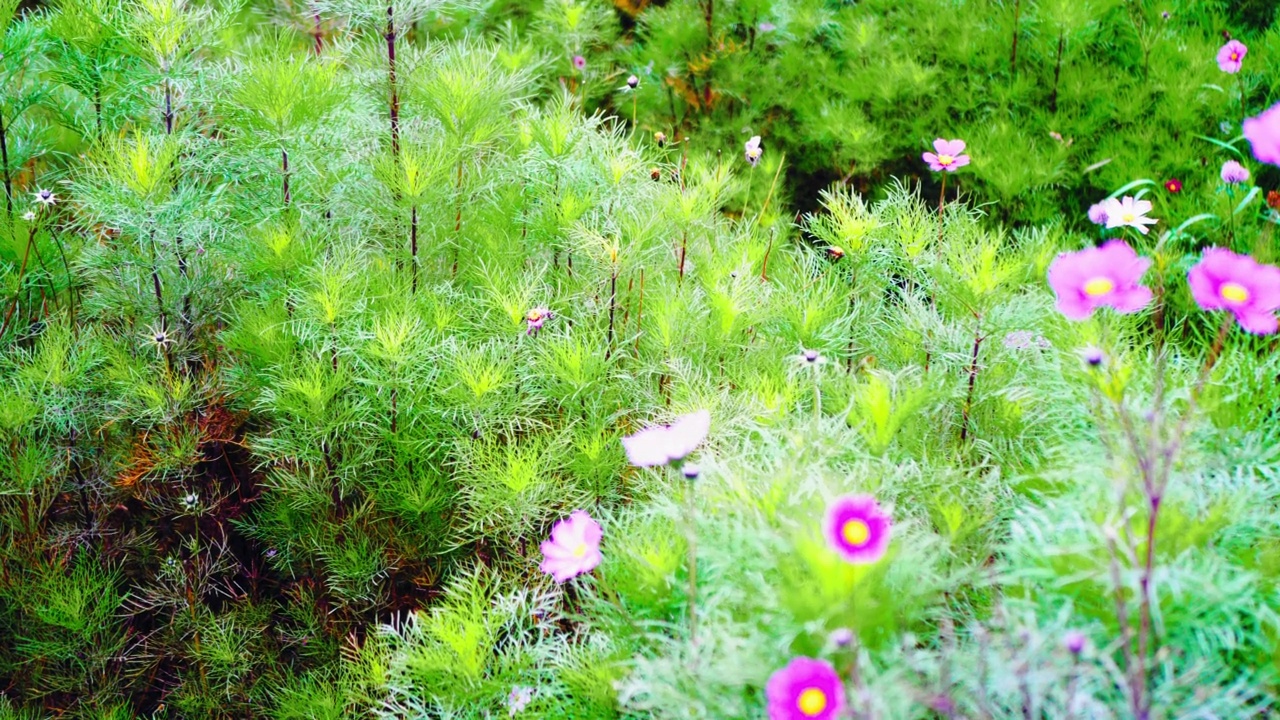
1164, 178, 1183, 193
1267, 190, 1280, 210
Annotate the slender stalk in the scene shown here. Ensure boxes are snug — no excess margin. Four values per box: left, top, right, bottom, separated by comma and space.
163, 76, 174, 135
410, 204, 418, 293
282, 147, 291, 207
605, 264, 618, 359
959, 321, 984, 443
633, 268, 645, 355
0, 109, 11, 219
0, 225, 37, 337
1010, 0, 1022, 74
937, 173, 947, 246
684, 477, 698, 655
760, 228, 775, 281
385, 4, 400, 156
1106, 531, 1143, 717
1050, 30, 1065, 113
312, 3, 324, 55
678, 228, 688, 281
451, 162, 464, 276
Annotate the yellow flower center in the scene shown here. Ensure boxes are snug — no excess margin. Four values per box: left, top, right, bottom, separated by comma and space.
572, 543, 588, 558
937, 154, 954, 166
797, 688, 828, 717
1121, 212, 1135, 223
841, 519, 871, 547
526, 310, 543, 322
1220, 282, 1249, 304
1231, 52, 1239, 61
1083, 277, 1115, 297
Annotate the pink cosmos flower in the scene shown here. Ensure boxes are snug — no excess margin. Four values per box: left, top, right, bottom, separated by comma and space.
823, 494, 891, 564
766, 657, 845, 720
1163, 178, 1182, 194
922, 139, 970, 173
1216, 40, 1246, 73
745, 136, 763, 166
525, 307, 552, 336
1187, 248, 1280, 335
572, 55, 586, 71
621, 409, 710, 467
1101, 196, 1158, 235
1087, 202, 1109, 225
539, 510, 603, 582
1047, 240, 1153, 321
1220, 160, 1250, 184
1243, 102, 1280, 167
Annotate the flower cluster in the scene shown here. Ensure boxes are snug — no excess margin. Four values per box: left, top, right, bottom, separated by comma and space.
1048, 242, 1280, 335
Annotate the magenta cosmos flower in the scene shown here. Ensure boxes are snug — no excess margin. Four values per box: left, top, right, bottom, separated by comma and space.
766, 657, 845, 720
824, 494, 892, 564
621, 409, 710, 467
1243, 103, 1280, 166
1101, 196, 1158, 235
1216, 40, 1247, 73
1187, 248, 1280, 335
1220, 160, 1250, 184
572, 55, 586, 71
1087, 202, 1109, 225
922, 139, 969, 173
525, 307, 552, 336
1047, 240, 1153, 321
539, 510, 603, 582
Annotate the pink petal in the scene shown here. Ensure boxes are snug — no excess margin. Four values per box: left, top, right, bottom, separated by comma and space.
1237, 311, 1279, 335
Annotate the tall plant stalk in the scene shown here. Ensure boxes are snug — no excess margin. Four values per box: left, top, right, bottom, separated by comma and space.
385, 4, 400, 156
0, 109, 11, 218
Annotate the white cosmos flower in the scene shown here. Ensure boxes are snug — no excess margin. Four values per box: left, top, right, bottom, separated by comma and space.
1102, 196, 1158, 235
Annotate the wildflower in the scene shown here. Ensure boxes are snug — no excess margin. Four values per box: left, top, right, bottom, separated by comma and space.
1081, 346, 1106, 368
1216, 39, 1247, 74
1221, 160, 1250, 185
824, 494, 892, 564
507, 686, 534, 717
33, 189, 56, 206
759, 22, 776, 32
922, 139, 970, 173
1086, 202, 1108, 225
621, 409, 710, 467
182, 492, 198, 508
828, 627, 855, 648
1161, 10, 1170, 20
1063, 630, 1087, 655
525, 307, 552, 336
1186, 248, 1280, 334
1047, 240, 1153, 320
539, 510, 603, 583
766, 657, 845, 720
1101, 196, 1158, 234
572, 55, 586, 71
745, 135, 763, 166
650, 168, 661, 181
266, 548, 278, 558
1243, 102, 1280, 166
681, 462, 700, 480
654, 131, 667, 146
827, 246, 845, 261
1163, 178, 1182, 193
22, 211, 35, 222
626, 74, 639, 90
1269, 190, 1280, 210
796, 348, 828, 367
